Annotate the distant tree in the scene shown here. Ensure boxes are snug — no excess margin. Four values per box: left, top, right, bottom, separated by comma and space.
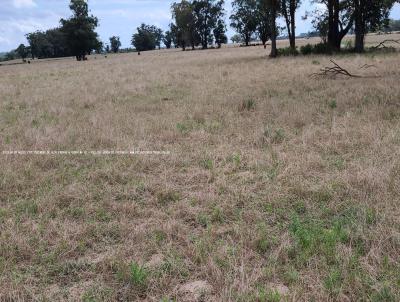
105, 44, 110, 53
131, 23, 160, 52
171, 0, 200, 50
16, 44, 28, 60
153, 27, 164, 49
26, 31, 51, 59
163, 30, 173, 49
280, 0, 301, 50
45, 28, 70, 57
5, 50, 17, 61
109, 36, 121, 53
169, 23, 181, 48
230, 0, 257, 46
385, 19, 400, 31
192, 0, 225, 49
231, 33, 243, 44
60, 0, 100, 61
94, 40, 104, 54
213, 19, 228, 47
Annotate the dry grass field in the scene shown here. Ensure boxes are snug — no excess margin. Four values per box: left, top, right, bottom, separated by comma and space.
1, 34, 400, 301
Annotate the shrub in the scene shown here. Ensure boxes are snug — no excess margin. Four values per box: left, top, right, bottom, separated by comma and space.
278, 46, 299, 56
300, 43, 332, 55
313, 42, 333, 54
300, 44, 313, 55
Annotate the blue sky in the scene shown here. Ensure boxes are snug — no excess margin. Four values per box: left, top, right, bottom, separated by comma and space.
0, 0, 399, 52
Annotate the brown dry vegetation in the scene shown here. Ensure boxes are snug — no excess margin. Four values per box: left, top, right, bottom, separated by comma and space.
1, 34, 400, 301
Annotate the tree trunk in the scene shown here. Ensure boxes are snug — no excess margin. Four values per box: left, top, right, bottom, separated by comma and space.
270, 37, 277, 57
290, 0, 296, 49
354, 0, 365, 53
270, 8, 278, 58
355, 32, 365, 52
327, 0, 340, 51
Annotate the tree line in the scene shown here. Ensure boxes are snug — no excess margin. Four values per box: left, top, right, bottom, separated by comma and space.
2, 0, 400, 62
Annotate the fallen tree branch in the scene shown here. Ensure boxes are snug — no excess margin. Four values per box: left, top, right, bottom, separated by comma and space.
359, 64, 377, 70
373, 39, 400, 49
311, 60, 361, 78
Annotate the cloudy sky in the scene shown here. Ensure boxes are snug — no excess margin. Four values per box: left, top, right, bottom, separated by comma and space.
1, 0, 399, 52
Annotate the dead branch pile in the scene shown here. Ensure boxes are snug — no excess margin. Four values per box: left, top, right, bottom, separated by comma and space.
311, 60, 361, 78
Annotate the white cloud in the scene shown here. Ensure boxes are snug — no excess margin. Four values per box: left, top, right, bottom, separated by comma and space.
13, 0, 37, 9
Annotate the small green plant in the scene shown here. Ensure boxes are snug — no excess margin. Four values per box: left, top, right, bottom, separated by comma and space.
95, 207, 111, 222
160, 297, 176, 302
129, 262, 148, 287
371, 286, 395, 302
266, 289, 282, 302
324, 268, 343, 297
153, 229, 167, 244
328, 99, 337, 109
232, 153, 241, 167
176, 122, 190, 134
157, 190, 180, 205
272, 128, 285, 144
201, 158, 214, 170
211, 206, 224, 223
197, 213, 210, 228
239, 99, 256, 111
283, 267, 299, 284
15, 200, 38, 218
366, 208, 377, 225
256, 237, 270, 254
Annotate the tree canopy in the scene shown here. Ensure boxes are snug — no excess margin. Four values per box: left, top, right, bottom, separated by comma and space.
60, 0, 100, 60
132, 24, 163, 52
230, 0, 258, 46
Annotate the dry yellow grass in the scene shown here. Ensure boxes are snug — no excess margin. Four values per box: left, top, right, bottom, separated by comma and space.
1, 34, 400, 301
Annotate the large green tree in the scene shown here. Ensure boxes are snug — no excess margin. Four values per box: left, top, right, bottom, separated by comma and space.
192, 0, 225, 49
230, 0, 258, 46
60, 0, 100, 61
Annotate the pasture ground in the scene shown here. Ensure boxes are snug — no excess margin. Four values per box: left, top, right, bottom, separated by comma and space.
1, 34, 400, 301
